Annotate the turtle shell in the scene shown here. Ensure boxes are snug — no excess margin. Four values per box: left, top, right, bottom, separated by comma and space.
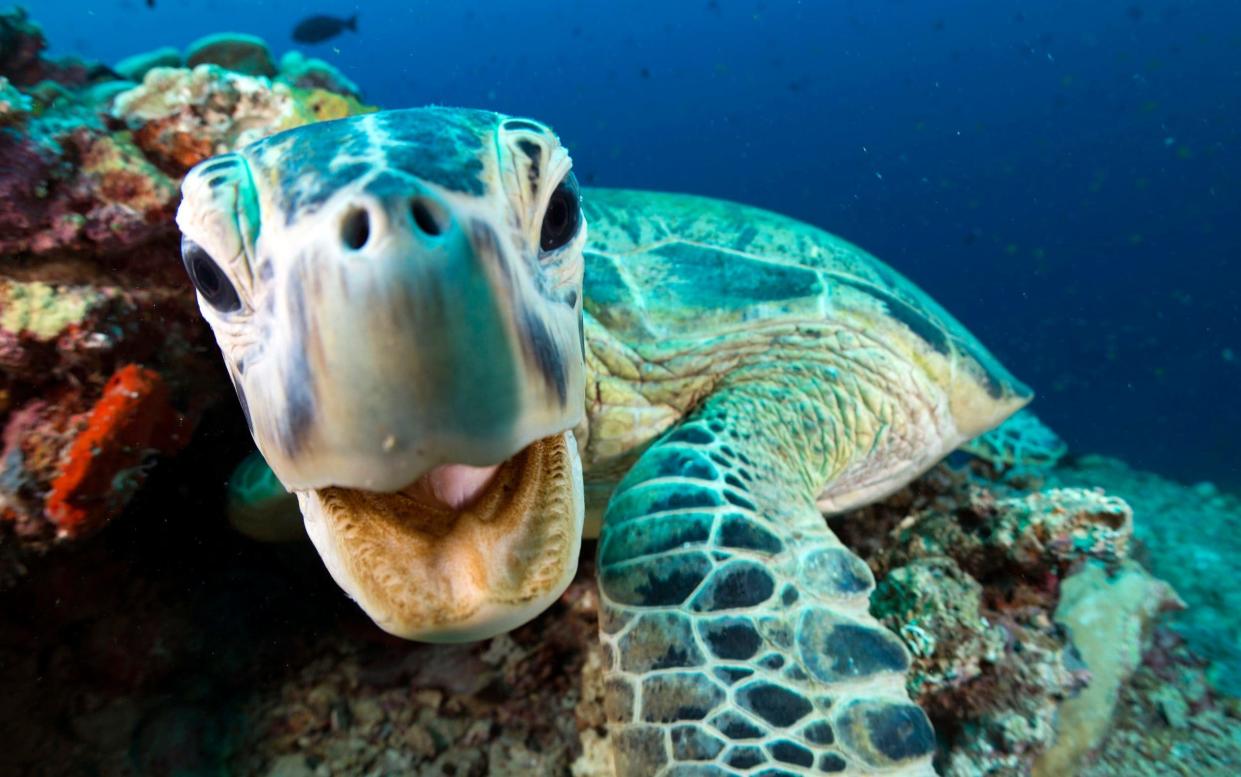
581, 188, 1030, 410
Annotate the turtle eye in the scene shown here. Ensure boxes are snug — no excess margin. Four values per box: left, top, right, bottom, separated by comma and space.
539, 172, 581, 253
181, 237, 242, 313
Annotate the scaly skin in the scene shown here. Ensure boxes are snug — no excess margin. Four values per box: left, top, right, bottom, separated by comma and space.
598, 370, 937, 775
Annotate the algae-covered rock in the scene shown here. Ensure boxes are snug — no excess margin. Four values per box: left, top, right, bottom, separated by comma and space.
1053, 455, 1241, 697
872, 553, 1088, 774
1083, 628, 1241, 775
185, 32, 276, 78
874, 485, 1134, 581
115, 46, 181, 82
1033, 560, 1184, 776
113, 64, 373, 173
0, 75, 31, 125
0, 6, 114, 88
277, 50, 362, 99
836, 473, 1185, 775
872, 556, 1005, 698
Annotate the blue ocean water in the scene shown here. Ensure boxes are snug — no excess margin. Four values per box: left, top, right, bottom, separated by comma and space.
38, 0, 1241, 488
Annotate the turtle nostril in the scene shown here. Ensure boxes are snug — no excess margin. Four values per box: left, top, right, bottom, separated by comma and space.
410, 197, 447, 237
341, 207, 370, 250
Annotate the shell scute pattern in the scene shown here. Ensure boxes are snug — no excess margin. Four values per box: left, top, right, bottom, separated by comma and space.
582, 189, 1030, 402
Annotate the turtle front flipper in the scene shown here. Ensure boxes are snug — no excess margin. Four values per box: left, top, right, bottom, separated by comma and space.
597, 382, 936, 776
225, 449, 306, 542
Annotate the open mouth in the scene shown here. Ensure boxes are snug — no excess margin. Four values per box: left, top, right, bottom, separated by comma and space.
299, 430, 584, 642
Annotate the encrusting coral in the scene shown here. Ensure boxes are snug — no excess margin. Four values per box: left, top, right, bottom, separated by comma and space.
1052, 455, 1241, 698
832, 463, 1174, 776
1031, 560, 1183, 776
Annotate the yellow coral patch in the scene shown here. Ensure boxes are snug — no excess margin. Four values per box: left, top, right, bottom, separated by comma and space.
285, 86, 377, 128
0, 280, 100, 339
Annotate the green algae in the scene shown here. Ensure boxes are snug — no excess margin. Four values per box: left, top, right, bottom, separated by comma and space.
0, 281, 101, 339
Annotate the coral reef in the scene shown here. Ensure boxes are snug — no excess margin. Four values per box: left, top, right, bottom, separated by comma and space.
1052, 455, 1241, 698
277, 51, 363, 100
0, 76, 31, 124
833, 468, 1147, 776
832, 458, 1239, 776
1083, 628, 1241, 775
0, 10, 372, 576
0, 6, 114, 89
115, 64, 367, 175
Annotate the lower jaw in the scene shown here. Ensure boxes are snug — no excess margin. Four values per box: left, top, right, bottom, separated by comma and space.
297, 429, 584, 642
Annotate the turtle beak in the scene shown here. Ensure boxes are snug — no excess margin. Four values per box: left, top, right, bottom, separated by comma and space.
299, 429, 585, 642
183, 110, 589, 643
230, 178, 586, 641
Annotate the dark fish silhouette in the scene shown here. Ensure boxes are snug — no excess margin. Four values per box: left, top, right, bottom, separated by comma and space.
292, 14, 358, 44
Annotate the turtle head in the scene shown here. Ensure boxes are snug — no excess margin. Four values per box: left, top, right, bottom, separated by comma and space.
176, 108, 587, 641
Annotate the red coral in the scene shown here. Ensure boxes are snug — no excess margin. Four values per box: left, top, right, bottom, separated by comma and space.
133, 121, 217, 174
43, 364, 189, 538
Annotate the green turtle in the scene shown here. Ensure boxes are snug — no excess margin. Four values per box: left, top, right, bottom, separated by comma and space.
176, 107, 1034, 776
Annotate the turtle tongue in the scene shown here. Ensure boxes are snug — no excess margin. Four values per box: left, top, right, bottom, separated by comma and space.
298, 430, 584, 642
403, 463, 500, 511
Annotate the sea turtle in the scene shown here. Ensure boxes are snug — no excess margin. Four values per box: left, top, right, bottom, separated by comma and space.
176, 107, 1033, 776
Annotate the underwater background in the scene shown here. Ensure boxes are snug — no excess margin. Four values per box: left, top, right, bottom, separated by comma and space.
2, 1, 1240, 776
33, 0, 1241, 490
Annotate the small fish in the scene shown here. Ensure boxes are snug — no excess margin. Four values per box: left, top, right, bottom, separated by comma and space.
292, 14, 358, 44
146, 0, 155, 7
